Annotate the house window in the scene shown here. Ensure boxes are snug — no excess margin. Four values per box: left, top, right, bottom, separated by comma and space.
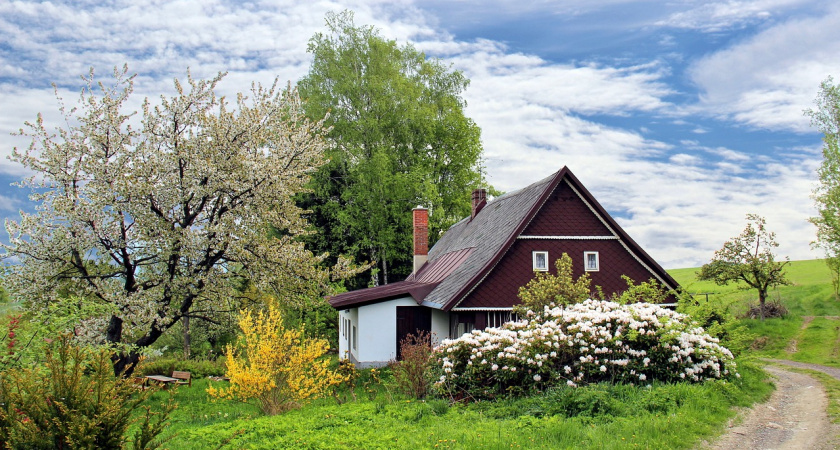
352, 325, 357, 350
487, 311, 518, 328
584, 251, 599, 272
533, 251, 548, 271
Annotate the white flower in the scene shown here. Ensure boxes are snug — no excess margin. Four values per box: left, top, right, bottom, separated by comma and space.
533, 374, 542, 382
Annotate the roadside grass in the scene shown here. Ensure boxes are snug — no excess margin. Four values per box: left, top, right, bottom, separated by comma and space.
150, 363, 771, 449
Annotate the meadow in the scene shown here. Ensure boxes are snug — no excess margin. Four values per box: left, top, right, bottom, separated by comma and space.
135, 262, 840, 449
671, 259, 840, 366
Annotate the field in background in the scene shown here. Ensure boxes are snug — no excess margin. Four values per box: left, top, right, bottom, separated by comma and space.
671, 259, 840, 367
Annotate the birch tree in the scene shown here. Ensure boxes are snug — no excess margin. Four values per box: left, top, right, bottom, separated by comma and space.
2, 66, 348, 374
297, 11, 486, 288
806, 76, 840, 298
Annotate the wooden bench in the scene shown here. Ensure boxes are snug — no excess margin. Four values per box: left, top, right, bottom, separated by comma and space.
132, 376, 149, 390
171, 371, 191, 387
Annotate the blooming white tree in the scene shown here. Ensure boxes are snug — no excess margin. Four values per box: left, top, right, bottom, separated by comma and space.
3, 66, 347, 374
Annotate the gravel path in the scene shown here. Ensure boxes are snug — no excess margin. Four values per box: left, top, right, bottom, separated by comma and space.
764, 358, 840, 380
705, 361, 840, 450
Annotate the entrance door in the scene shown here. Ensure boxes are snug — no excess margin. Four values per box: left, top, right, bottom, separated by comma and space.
395, 306, 431, 360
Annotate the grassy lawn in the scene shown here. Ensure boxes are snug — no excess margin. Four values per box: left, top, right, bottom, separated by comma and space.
147, 364, 771, 449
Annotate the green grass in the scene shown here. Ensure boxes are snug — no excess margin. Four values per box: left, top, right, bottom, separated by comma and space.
142, 260, 840, 449
671, 259, 839, 316
670, 259, 840, 366
147, 364, 771, 449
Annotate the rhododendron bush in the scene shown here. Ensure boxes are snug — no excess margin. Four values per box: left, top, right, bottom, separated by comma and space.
433, 300, 737, 399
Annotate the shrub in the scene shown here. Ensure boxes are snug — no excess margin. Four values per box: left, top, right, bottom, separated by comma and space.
331, 358, 359, 404
742, 300, 788, 319
207, 304, 341, 415
0, 335, 172, 449
614, 276, 672, 304
389, 331, 433, 399
514, 253, 596, 315
678, 294, 754, 356
433, 300, 737, 399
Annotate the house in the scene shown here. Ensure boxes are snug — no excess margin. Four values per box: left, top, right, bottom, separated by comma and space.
329, 166, 680, 367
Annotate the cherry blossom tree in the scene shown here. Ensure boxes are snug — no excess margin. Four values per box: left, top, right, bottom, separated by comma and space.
3, 66, 352, 374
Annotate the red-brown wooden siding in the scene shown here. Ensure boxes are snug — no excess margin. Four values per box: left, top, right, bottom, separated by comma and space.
522, 182, 612, 236
457, 239, 670, 309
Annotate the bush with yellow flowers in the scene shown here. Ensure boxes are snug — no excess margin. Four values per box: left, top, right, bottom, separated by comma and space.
207, 303, 341, 415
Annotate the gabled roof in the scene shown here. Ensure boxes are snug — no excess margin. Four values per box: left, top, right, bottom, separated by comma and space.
328, 166, 680, 311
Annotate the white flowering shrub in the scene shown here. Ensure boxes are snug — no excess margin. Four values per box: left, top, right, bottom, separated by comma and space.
433, 299, 737, 399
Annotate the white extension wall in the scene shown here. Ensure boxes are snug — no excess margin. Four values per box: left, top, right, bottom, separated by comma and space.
430, 309, 450, 346
338, 298, 452, 368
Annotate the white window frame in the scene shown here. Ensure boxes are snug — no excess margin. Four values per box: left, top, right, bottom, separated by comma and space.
532, 251, 549, 272
352, 325, 357, 350
584, 251, 599, 272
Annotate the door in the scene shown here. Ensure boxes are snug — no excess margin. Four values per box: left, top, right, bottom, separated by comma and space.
395, 306, 432, 360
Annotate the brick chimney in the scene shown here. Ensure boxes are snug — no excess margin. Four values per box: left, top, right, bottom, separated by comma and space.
471, 188, 487, 220
413, 207, 429, 273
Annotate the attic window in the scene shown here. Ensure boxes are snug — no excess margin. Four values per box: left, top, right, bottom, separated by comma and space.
533, 251, 548, 272
584, 251, 599, 272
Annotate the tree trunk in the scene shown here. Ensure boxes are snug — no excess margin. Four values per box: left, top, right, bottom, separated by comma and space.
106, 313, 168, 376
383, 258, 389, 285
183, 314, 191, 360
370, 247, 379, 287
111, 351, 142, 377
759, 289, 767, 321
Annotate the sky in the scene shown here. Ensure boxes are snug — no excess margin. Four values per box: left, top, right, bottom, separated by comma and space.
0, 0, 838, 270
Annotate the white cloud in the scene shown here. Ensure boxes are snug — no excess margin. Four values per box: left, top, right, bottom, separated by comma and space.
0, 0, 825, 270
656, 0, 810, 31
688, 4, 840, 132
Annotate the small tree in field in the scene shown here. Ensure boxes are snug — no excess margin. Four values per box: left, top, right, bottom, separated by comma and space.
207, 303, 341, 415
514, 253, 597, 315
698, 214, 790, 320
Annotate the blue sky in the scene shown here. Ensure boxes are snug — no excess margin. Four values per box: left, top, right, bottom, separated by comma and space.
1, 0, 838, 269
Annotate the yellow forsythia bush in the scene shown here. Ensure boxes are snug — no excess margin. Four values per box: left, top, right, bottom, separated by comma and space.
207, 303, 341, 414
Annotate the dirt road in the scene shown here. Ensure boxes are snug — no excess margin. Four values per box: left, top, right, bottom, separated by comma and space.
707, 361, 840, 449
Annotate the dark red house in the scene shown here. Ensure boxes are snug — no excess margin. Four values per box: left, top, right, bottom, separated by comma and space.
330, 167, 680, 367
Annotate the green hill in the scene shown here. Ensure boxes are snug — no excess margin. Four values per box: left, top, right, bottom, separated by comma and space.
669, 259, 840, 367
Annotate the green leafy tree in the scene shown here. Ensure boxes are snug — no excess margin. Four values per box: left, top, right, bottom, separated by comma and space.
806, 76, 840, 299
698, 214, 790, 320
514, 253, 599, 315
2, 66, 358, 375
615, 276, 673, 304
297, 11, 486, 287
